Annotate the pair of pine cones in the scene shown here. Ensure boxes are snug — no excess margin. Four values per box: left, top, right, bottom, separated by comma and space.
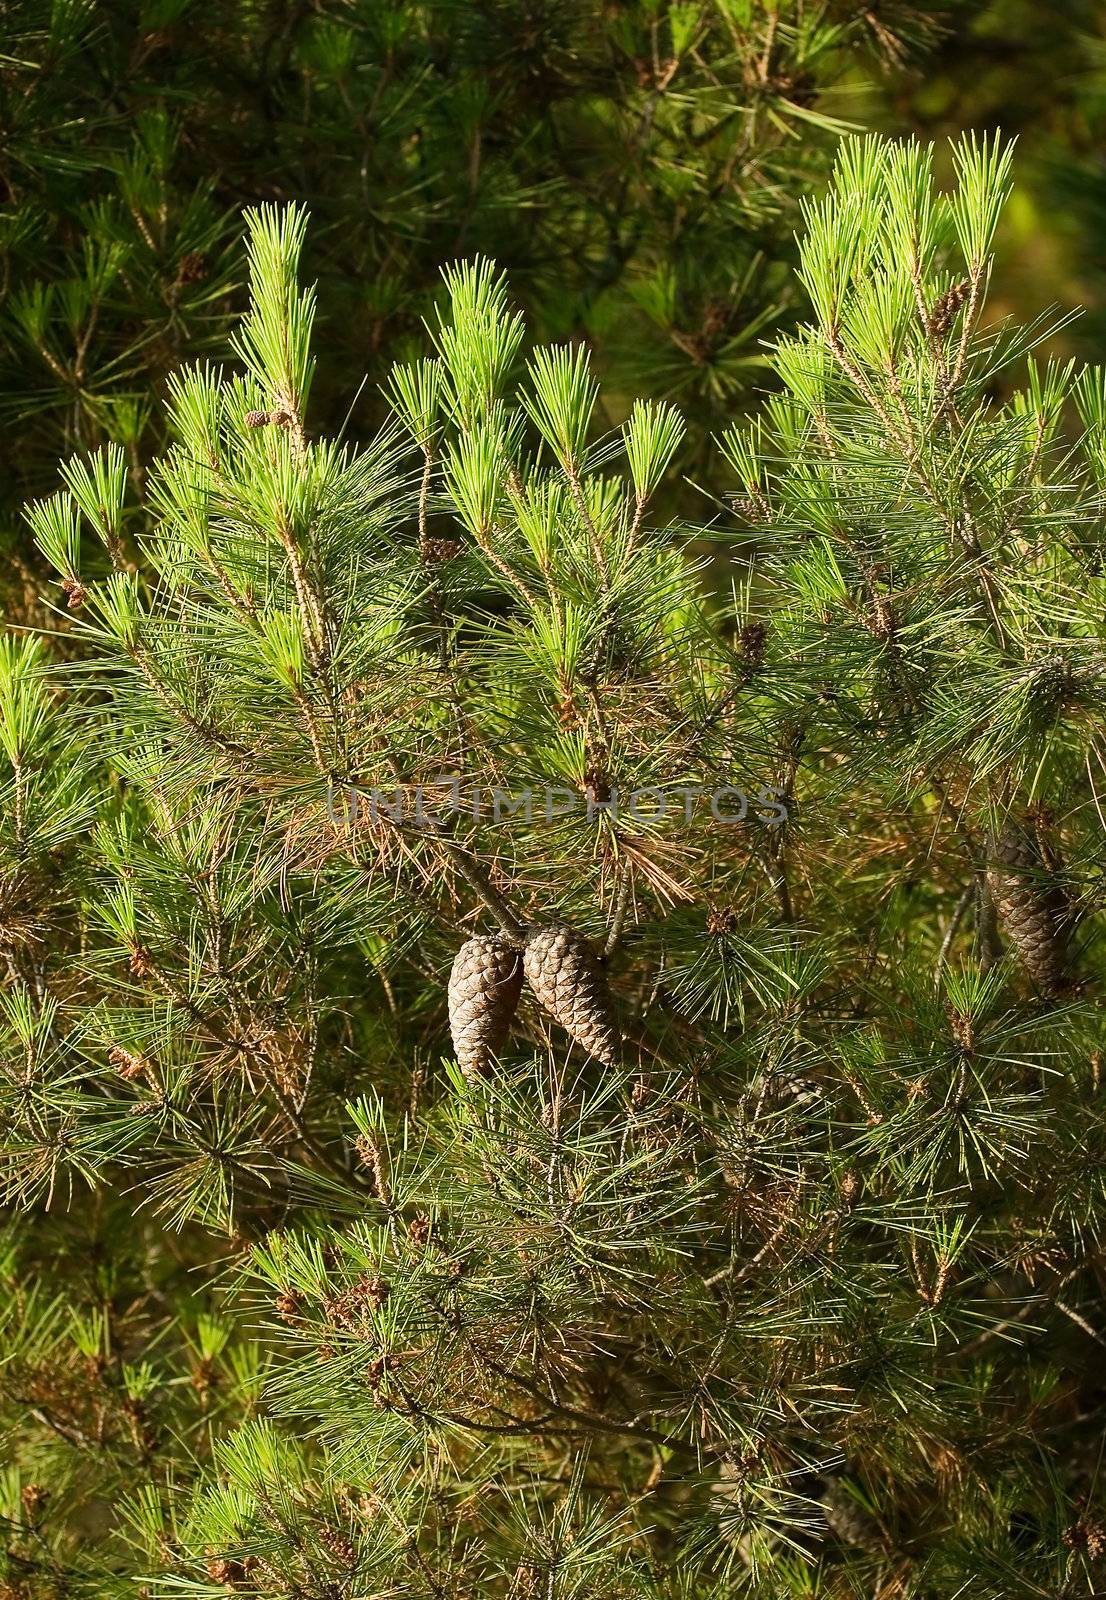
448, 925, 618, 1077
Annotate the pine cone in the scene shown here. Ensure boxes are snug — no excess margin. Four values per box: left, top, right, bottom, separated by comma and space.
987, 817, 1073, 994
819, 1476, 885, 1552
522, 925, 619, 1066
448, 935, 523, 1079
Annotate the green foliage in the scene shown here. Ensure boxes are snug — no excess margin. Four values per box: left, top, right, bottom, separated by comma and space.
3, 139, 1106, 1599
0, 0, 948, 620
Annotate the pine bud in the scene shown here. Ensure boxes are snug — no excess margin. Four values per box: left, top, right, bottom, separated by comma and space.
354, 1134, 382, 1193
423, 537, 461, 563
1064, 1519, 1106, 1559
360, 1274, 389, 1310
177, 250, 208, 284
583, 767, 610, 807
244, 410, 271, 429
523, 925, 619, 1066
319, 1526, 356, 1566
927, 277, 971, 339
275, 1289, 301, 1323
60, 575, 88, 609
737, 619, 767, 671
109, 1044, 150, 1081
128, 944, 153, 978
205, 1554, 244, 1587
865, 594, 895, 638
19, 1484, 48, 1521
448, 935, 523, 1079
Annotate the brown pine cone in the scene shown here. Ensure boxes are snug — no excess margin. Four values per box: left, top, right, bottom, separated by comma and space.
448, 935, 523, 1080
819, 1476, 886, 1552
987, 816, 1073, 995
523, 925, 619, 1066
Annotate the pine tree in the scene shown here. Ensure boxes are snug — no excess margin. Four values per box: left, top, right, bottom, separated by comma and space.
0, 0, 948, 622
3, 137, 1106, 1600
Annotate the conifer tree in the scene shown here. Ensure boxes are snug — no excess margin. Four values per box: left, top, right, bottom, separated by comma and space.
3, 135, 1106, 1599
1, 0, 946, 616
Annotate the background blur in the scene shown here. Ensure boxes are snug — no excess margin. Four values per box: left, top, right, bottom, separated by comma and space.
878, 0, 1106, 360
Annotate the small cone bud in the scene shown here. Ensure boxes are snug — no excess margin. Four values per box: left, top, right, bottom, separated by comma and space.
987, 816, 1073, 994
523, 925, 619, 1066
448, 935, 523, 1080
926, 276, 971, 339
